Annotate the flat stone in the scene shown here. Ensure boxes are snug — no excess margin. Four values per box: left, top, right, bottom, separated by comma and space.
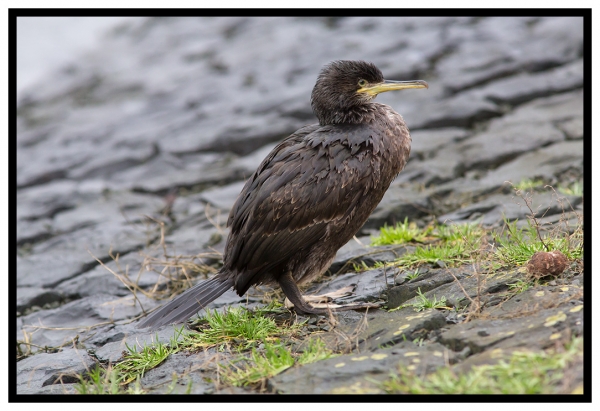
16, 180, 80, 221
18, 293, 156, 353
410, 127, 471, 159
419, 91, 502, 129
438, 191, 582, 226
453, 122, 565, 175
269, 341, 452, 394
17, 218, 53, 247
480, 59, 583, 106
114, 152, 246, 195
17, 222, 151, 288
51, 190, 165, 232
306, 266, 396, 306
386, 266, 471, 308
17, 286, 65, 313
59, 251, 162, 300
476, 140, 583, 191
140, 350, 216, 394
491, 89, 582, 126
94, 324, 187, 363
17, 348, 95, 394
439, 304, 583, 354
329, 243, 409, 275
365, 184, 433, 231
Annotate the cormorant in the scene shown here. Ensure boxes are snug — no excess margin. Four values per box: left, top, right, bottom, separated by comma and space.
138, 60, 428, 329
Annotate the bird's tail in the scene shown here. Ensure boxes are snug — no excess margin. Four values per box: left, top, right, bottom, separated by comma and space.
137, 270, 234, 329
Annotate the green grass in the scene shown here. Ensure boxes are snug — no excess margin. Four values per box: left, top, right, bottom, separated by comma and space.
411, 288, 448, 312
395, 243, 472, 267
75, 365, 146, 395
370, 218, 430, 246
75, 305, 303, 394
352, 261, 371, 273
558, 181, 583, 197
381, 337, 582, 394
297, 338, 337, 365
405, 268, 421, 281
75, 329, 184, 394
389, 287, 449, 313
223, 343, 295, 387
116, 340, 176, 384
223, 339, 336, 387
372, 221, 485, 269
494, 218, 582, 266
182, 306, 288, 351
507, 279, 533, 294
514, 178, 545, 191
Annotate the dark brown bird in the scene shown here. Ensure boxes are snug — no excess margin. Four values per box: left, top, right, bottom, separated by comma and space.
138, 60, 428, 329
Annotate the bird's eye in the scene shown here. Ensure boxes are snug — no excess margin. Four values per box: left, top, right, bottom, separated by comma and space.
358, 79, 368, 87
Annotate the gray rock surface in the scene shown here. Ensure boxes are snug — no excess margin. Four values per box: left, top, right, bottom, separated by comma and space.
16, 16, 584, 395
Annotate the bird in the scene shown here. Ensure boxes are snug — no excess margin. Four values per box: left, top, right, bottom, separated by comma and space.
138, 60, 428, 329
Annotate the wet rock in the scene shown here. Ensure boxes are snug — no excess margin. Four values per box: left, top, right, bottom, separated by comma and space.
411, 128, 471, 156
329, 243, 408, 275
485, 282, 583, 319
365, 184, 432, 230
358, 308, 447, 350
386, 267, 470, 308
17, 218, 54, 247
269, 342, 453, 394
19, 293, 156, 352
438, 304, 583, 354
59, 252, 163, 300
306, 266, 396, 305
17, 222, 152, 288
481, 59, 583, 106
17, 286, 65, 313
17, 348, 95, 394
419, 91, 502, 129
558, 117, 583, 140
94, 325, 187, 363
140, 351, 216, 394
16, 180, 80, 221
438, 191, 582, 226
115, 152, 244, 195
453, 122, 565, 176
475, 140, 584, 194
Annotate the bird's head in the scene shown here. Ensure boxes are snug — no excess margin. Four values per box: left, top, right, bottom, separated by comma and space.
310, 60, 428, 125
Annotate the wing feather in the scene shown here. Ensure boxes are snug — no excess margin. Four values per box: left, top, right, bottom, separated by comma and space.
225, 123, 382, 294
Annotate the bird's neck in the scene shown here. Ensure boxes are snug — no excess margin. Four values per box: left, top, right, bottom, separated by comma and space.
317, 103, 379, 126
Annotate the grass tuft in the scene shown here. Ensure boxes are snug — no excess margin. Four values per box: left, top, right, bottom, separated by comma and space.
411, 288, 449, 312
370, 218, 429, 246
514, 178, 545, 191
182, 306, 297, 352
558, 181, 583, 197
222, 339, 336, 387
373, 221, 485, 269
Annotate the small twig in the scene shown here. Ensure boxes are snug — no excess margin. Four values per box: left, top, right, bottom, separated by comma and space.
507, 181, 549, 251
87, 249, 146, 311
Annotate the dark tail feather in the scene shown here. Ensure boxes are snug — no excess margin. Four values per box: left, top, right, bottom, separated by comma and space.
137, 271, 234, 329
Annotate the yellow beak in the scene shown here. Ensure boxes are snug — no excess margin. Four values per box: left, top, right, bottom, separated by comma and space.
357, 79, 429, 96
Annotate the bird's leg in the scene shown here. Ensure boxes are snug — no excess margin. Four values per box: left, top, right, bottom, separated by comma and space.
278, 272, 380, 314
279, 271, 329, 314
